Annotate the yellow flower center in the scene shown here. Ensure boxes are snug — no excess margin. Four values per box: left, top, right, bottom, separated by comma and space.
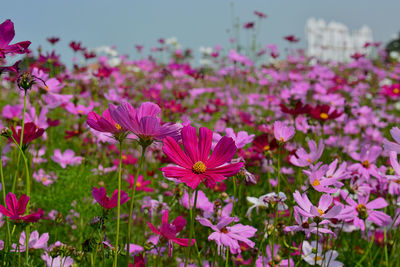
312, 180, 320, 186
263, 145, 270, 151
42, 177, 48, 182
115, 123, 122, 130
317, 208, 324, 216
280, 137, 284, 142
192, 161, 207, 174
307, 158, 312, 163
136, 182, 142, 187
362, 160, 370, 168
314, 256, 322, 261
394, 88, 400, 94
44, 85, 49, 91
78, 110, 84, 115
121, 155, 127, 160
320, 113, 328, 119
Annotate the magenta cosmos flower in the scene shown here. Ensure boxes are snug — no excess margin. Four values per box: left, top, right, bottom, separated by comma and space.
197, 216, 257, 254
340, 191, 391, 231
110, 102, 181, 144
273, 121, 295, 143
290, 139, 324, 167
147, 210, 194, 257
0, 193, 42, 222
161, 125, 244, 189
92, 187, 129, 209
87, 105, 126, 135
293, 190, 342, 221
0, 19, 31, 58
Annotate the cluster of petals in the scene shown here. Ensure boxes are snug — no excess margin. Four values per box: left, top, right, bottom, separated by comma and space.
161, 125, 243, 189
290, 139, 324, 167
197, 216, 257, 254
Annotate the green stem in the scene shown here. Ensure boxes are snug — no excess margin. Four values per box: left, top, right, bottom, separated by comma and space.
12, 91, 27, 193
113, 141, 123, 267
277, 145, 282, 194
185, 189, 198, 267
9, 136, 30, 264
225, 247, 229, 267
315, 223, 319, 265
0, 155, 10, 250
126, 144, 147, 263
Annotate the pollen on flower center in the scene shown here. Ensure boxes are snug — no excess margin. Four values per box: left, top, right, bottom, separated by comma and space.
115, 123, 122, 130
317, 208, 324, 216
312, 180, 320, 186
307, 158, 312, 163
121, 155, 127, 160
221, 227, 229, 233
394, 88, 400, 94
362, 160, 370, 168
78, 110, 84, 115
320, 113, 328, 119
263, 145, 270, 151
314, 256, 323, 261
192, 161, 206, 174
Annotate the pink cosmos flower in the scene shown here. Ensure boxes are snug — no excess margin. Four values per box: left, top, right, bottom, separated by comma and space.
180, 190, 214, 217
147, 210, 194, 257
33, 169, 57, 186
2, 104, 23, 120
349, 145, 382, 181
161, 126, 244, 189
387, 151, 400, 195
340, 191, 391, 231
12, 230, 49, 252
273, 121, 295, 143
293, 190, 342, 221
383, 127, 400, 153
303, 163, 343, 193
289, 139, 324, 167
51, 149, 83, 168
212, 128, 254, 149
127, 174, 154, 192
65, 102, 94, 116
91, 187, 129, 209
110, 102, 181, 143
41, 252, 74, 267
197, 216, 257, 254
0, 193, 42, 222
87, 105, 126, 135
285, 211, 334, 237
0, 19, 31, 58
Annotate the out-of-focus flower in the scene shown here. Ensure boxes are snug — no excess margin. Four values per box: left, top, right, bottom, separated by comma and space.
92, 187, 129, 210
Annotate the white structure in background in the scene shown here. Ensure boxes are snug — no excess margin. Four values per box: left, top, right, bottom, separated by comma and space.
306, 18, 373, 62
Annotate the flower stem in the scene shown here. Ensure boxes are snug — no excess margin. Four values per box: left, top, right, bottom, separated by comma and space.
225, 247, 229, 267
232, 176, 237, 216
277, 145, 282, 194
113, 141, 123, 267
185, 189, 198, 267
12, 91, 27, 193
126, 144, 147, 263
315, 223, 319, 265
9, 135, 30, 264
0, 155, 10, 250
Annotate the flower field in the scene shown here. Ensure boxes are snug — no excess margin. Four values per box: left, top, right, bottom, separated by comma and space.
1, 16, 400, 267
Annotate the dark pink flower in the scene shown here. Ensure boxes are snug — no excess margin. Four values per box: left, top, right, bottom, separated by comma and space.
91, 187, 129, 210
87, 106, 126, 135
127, 174, 154, 192
0, 193, 42, 222
110, 102, 181, 144
147, 210, 194, 257
161, 126, 243, 189
0, 19, 31, 58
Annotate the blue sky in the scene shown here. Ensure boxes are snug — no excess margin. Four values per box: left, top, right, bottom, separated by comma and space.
3, 0, 400, 63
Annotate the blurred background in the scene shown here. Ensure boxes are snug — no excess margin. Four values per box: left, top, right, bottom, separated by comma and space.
3, 0, 400, 64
